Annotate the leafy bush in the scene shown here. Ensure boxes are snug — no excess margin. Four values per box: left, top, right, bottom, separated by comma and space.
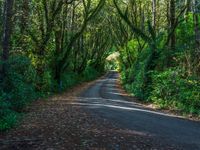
61, 72, 80, 90
0, 54, 38, 131
0, 91, 18, 131
58, 66, 101, 92
122, 47, 155, 100
0, 55, 103, 131
82, 66, 100, 81
40, 70, 54, 95
150, 68, 200, 114
0, 108, 18, 131
4, 55, 38, 110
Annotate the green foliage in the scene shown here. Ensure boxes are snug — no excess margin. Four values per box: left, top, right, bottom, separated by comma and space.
0, 109, 18, 131
40, 70, 54, 95
0, 55, 37, 131
150, 68, 200, 114
61, 66, 102, 91
122, 47, 155, 100
117, 1, 200, 116
82, 66, 101, 81
2, 0, 200, 132
0, 56, 102, 131
0, 91, 19, 131
105, 60, 118, 70
61, 72, 80, 90
0, 109, 19, 131
0, 0, 110, 132
4, 55, 38, 110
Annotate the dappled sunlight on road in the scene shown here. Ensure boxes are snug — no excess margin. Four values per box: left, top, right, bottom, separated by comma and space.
37, 71, 200, 149
76, 71, 200, 149
108, 92, 131, 97
76, 97, 143, 106
69, 97, 185, 119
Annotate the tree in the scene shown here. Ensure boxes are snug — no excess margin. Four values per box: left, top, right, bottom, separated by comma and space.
55, 0, 106, 85
152, 0, 156, 31
1, 0, 14, 80
193, 0, 200, 49
169, 0, 176, 51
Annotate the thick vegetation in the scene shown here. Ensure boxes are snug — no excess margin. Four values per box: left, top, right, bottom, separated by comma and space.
112, 0, 200, 115
0, 0, 110, 131
0, 0, 200, 131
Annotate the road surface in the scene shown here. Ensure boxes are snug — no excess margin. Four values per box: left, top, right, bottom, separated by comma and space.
75, 71, 200, 150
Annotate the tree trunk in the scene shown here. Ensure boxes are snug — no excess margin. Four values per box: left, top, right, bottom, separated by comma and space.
0, 1, 3, 37
193, 0, 200, 74
193, 0, 200, 50
169, 0, 176, 51
140, 2, 145, 30
20, 0, 29, 35
152, 0, 156, 31
1, 0, 14, 80
165, 0, 176, 67
184, 0, 191, 21
19, 0, 29, 50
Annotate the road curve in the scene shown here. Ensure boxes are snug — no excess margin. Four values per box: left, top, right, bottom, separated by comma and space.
76, 71, 200, 150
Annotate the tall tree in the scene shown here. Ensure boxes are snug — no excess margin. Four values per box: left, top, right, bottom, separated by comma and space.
1, 0, 14, 80
152, 0, 156, 31
169, 0, 176, 51
193, 0, 200, 50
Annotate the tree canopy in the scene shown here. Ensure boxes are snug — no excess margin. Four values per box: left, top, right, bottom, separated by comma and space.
0, 0, 200, 131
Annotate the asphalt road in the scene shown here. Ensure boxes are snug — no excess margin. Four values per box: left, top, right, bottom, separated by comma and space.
76, 71, 200, 150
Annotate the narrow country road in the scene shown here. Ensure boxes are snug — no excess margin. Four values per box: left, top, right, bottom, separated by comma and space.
74, 71, 200, 150
1, 71, 200, 150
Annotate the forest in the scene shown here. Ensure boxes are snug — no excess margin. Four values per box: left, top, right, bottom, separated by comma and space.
0, 0, 200, 131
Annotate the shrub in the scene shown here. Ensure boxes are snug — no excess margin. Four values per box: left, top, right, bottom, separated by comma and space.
0, 108, 18, 131
122, 47, 154, 100
0, 58, 103, 131
150, 68, 200, 114
0, 91, 18, 131
40, 70, 54, 95
82, 66, 100, 81
61, 72, 80, 90
3, 55, 38, 110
